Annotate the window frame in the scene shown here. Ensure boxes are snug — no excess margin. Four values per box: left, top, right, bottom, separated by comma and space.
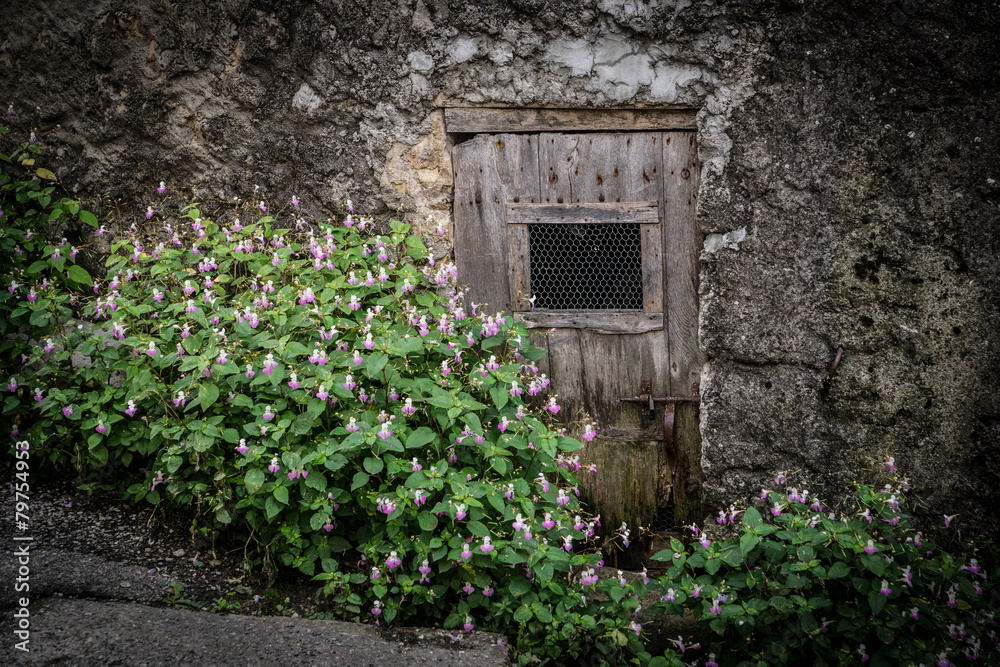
506, 200, 664, 334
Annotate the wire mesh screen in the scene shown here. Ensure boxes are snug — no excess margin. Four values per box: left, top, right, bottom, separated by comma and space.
528, 223, 643, 310
655, 497, 676, 533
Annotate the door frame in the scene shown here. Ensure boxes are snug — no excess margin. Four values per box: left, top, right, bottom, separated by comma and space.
446, 107, 706, 550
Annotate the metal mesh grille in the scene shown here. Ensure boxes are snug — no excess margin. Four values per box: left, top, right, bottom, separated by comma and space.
655, 497, 676, 533
528, 223, 643, 310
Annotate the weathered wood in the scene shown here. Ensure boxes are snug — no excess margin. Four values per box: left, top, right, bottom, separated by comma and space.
513, 311, 663, 333
453, 134, 539, 314
506, 224, 531, 310
506, 201, 659, 225
444, 107, 698, 134
662, 132, 703, 396
641, 223, 663, 314
662, 131, 705, 527
575, 438, 661, 553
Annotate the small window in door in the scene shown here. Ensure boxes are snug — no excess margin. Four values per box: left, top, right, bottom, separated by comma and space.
506, 200, 663, 333
528, 222, 643, 310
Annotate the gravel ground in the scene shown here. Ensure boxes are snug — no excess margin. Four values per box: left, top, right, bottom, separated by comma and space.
0, 472, 511, 665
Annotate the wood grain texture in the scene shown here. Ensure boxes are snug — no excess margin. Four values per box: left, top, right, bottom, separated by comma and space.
506, 201, 659, 225
641, 223, 663, 314
453, 134, 540, 314
662, 131, 705, 526
444, 107, 698, 133
662, 131, 703, 395
506, 224, 531, 310
513, 311, 663, 333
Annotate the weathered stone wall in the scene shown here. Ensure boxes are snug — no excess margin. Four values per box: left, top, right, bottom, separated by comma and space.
3, 0, 997, 539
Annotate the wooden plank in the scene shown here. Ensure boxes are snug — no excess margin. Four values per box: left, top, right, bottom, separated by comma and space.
537, 132, 671, 552
662, 131, 702, 396
506, 201, 659, 225
452, 134, 540, 314
514, 311, 663, 333
444, 107, 698, 134
507, 224, 530, 310
662, 131, 705, 527
641, 223, 663, 314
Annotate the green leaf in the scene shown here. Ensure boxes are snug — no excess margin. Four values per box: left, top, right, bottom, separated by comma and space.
869, 591, 886, 616
273, 485, 289, 505
513, 604, 532, 622
67, 264, 93, 285
826, 561, 850, 579
743, 506, 762, 532
35, 167, 57, 181
489, 387, 508, 410
363, 457, 384, 475
78, 210, 98, 228
365, 353, 388, 378
740, 533, 759, 556
265, 496, 281, 520
406, 427, 437, 449
351, 472, 370, 491
199, 383, 220, 411
245, 468, 265, 494
418, 512, 439, 531
466, 520, 489, 537
705, 558, 721, 575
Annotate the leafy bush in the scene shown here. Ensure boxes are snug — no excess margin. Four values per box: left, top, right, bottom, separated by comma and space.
1, 121, 98, 411
4, 155, 656, 662
645, 470, 998, 666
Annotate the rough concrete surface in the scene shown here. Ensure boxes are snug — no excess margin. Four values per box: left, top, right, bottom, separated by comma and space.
1, 0, 998, 539
8, 597, 510, 666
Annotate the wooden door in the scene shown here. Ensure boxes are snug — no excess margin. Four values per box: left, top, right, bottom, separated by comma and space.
453, 131, 703, 557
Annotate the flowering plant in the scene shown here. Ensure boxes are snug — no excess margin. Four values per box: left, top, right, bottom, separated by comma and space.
5, 176, 652, 663
645, 471, 999, 666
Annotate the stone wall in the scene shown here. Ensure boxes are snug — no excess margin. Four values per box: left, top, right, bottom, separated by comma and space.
3, 0, 997, 539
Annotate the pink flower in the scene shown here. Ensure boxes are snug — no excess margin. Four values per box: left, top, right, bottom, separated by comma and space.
462, 615, 474, 632
62, 405, 74, 417
316, 385, 329, 401
880, 580, 892, 597
770, 503, 782, 517
547, 397, 561, 414
288, 373, 301, 390
343, 374, 356, 391
418, 559, 432, 583
236, 439, 249, 455
95, 420, 108, 434
864, 540, 877, 555
386, 551, 402, 570
371, 601, 382, 616
542, 513, 555, 530
944, 514, 955, 528
157, 181, 166, 194
262, 406, 275, 421
34, 388, 44, 402
291, 195, 299, 206
884, 457, 897, 472
699, 537, 711, 549
462, 582, 475, 595
455, 504, 467, 521
345, 417, 359, 433
7, 378, 17, 392
401, 398, 416, 416
410, 458, 422, 472
145, 206, 154, 220
268, 457, 280, 474
414, 490, 427, 506
582, 424, 596, 442
480, 536, 494, 554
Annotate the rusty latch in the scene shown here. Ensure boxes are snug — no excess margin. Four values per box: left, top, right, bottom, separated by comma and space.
620, 380, 700, 477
